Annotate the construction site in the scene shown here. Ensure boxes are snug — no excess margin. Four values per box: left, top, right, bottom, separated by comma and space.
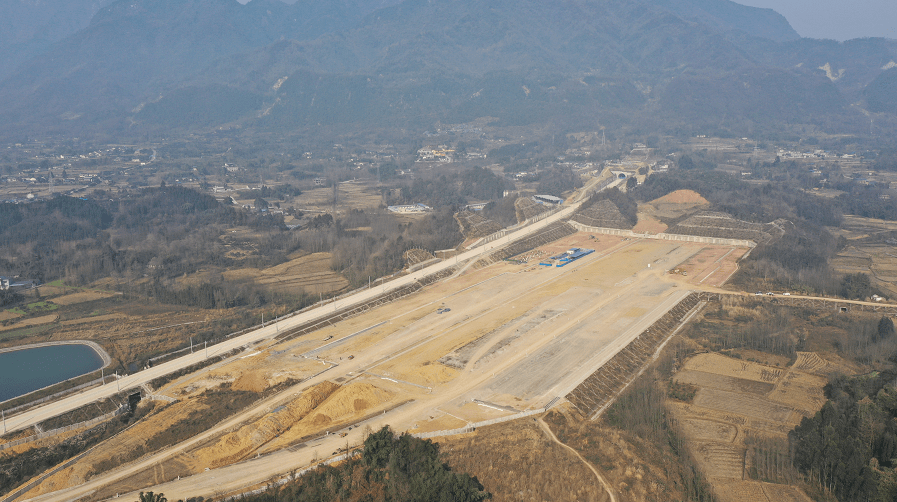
0, 183, 809, 502
0, 226, 752, 502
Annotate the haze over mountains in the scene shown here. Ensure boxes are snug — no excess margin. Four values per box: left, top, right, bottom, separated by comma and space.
0, 0, 895, 139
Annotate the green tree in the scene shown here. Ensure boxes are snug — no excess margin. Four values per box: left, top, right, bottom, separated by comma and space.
877, 316, 895, 341
841, 273, 873, 300
137, 492, 167, 502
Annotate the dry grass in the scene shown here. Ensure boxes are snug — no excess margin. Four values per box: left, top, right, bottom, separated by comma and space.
0, 311, 20, 322
674, 370, 775, 395
682, 353, 785, 383
692, 388, 794, 423
543, 406, 692, 502
0, 314, 57, 330
437, 417, 610, 502
51, 291, 116, 305
766, 370, 827, 414
222, 252, 348, 295
61, 313, 128, 326
676, 417, 738, 443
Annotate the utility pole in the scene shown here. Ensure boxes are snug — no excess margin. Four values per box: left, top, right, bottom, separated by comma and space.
190, 337, 193, 353
2, 409, 6, 434
205, 341, 208, 359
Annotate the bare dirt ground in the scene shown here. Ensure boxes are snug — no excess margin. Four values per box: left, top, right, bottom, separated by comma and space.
641, 190, 710, 222
669, 351, 832, 501
668, 247, 748, 288
23, 232, 756, 502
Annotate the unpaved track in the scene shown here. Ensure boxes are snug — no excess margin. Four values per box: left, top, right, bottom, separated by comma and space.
537, 417, 616, 502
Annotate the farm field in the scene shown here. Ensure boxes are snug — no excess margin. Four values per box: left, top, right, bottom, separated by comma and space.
18, 232, 756, 502
290, 182, 383, 211
829, 215, 897, 298
670, 351, 831, 502
221, 252, 349, 296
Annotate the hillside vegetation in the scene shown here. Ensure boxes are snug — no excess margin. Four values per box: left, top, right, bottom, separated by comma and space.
230, 426, 490, 502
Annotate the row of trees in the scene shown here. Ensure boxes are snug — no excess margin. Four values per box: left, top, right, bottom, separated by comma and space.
791, 372, 897, 502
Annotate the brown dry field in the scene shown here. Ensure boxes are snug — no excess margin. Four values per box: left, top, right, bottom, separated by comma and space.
828, 215, 897, 298
670, 351, 833, 501
51, 291, 116, 305
0, 310, 20, 322
221, 252, 349, 295
436, 418, 610, 502
714, 479, 813, 502
0, 313, 58, 331
60, 313, 129, 326
542, 404, 693, 502
290, 182, 382, 210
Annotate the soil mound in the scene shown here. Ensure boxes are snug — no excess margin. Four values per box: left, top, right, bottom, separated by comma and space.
650, 190, 708, 205
193, 381, 339, 468
260, 381, 395, 453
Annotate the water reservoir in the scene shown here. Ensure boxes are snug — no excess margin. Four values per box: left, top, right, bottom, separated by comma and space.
0, 344, 106, 403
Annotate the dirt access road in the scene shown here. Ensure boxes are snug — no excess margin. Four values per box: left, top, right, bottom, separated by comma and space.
5, 181, 624, 436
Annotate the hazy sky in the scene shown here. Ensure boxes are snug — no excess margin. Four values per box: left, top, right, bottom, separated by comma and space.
735, 0, 897, 41
240, 0, 895, 41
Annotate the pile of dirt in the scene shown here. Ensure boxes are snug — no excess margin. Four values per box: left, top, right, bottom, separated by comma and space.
193, 381, 339, 468
260, 381, 395, 453
650, 190, 709, 205
231, 370, 269, 393
302, 381, 393, 426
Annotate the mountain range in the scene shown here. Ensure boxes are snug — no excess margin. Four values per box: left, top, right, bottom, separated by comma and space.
0, 0, 895, 139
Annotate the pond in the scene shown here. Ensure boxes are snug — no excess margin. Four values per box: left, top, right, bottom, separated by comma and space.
0, 344, 105, 403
